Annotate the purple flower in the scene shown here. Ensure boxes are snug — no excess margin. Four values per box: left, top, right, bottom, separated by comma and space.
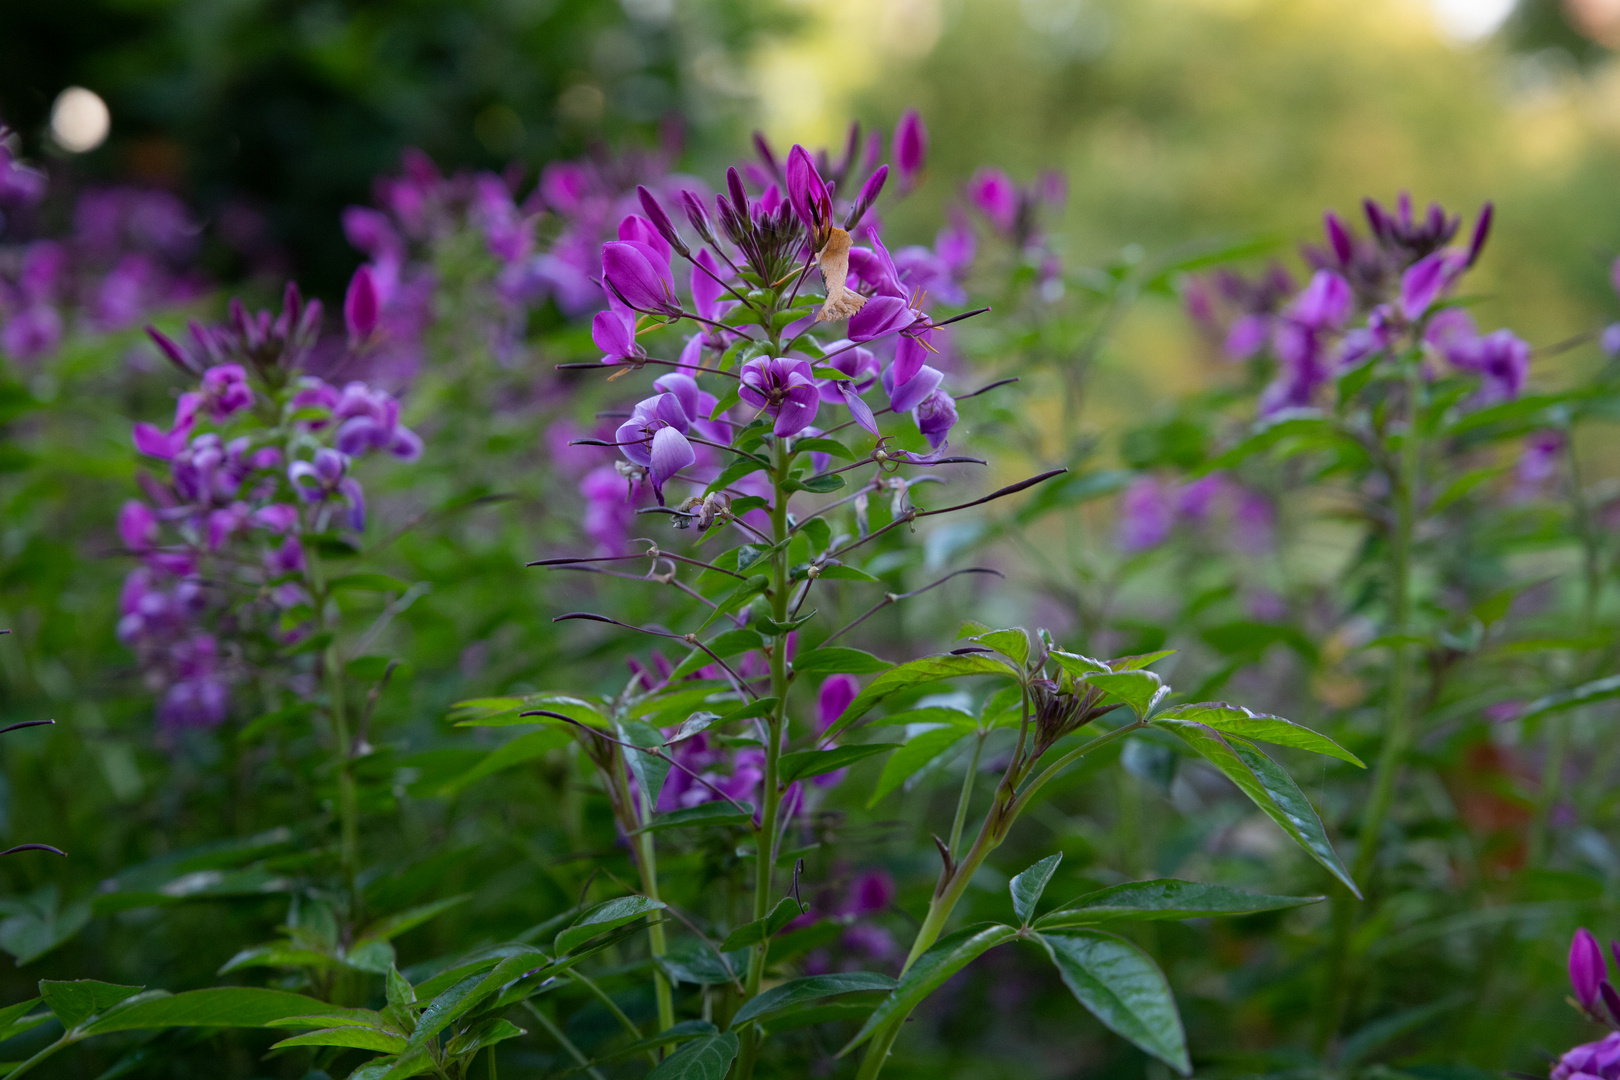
1, 305, 63, 361
345, 265, 380, 343
199, 365, 253, 421
619, 214, 673, 265
894, 110, 928, 189
581, 464, 642, 555
1446, 328, 1530, 403
652, 372, 727, 444
739, 357, 820, 437
331, 382, 423, 461
1554, 1033, 1620, 1080
289, 448, 366, 531
786, 145, 833, 237
592, 308, 642, 365
848, 295, 924, 342
967, 168, 1018, 231
254, 503, 300, 533
913, 388, 957, 450
1572, 928, 1607, 1015
1399, 251, 1454, 321
119, 501, 158, 551
1289, 271, 1352, 330
1118, 476, 1175, 552
600, 240, 680, 316
882, 362, 943, 414
816, 344, 880, 404
615, 392, 696, 502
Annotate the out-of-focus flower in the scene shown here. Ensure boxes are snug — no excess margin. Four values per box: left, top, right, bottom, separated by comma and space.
1118, 477, 1176, 553
894, 111, 927, 190
289, 448, 366, 531
967, 168, 1018, 231
345, 265, 380, 343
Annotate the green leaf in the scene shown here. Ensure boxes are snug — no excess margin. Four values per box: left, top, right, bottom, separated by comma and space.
826, 653, 1020, 742
656, 941, 748, 987
444, 1018, 526, 1058
218, 943, 339, 974
697, 575, 770, 632
0, 997, 46, 1043
79, 988, 332, 1034
1154, 704, 1363, 767
793, 436, 854, 460
554, 896, 666, 955
787, 473, 846, 493
451, 694, 608, 729
705, 457, 769, 495
1114, 650, 1176, 671
1035, 930, 1189, 1074
438, 730, 570, 795
1518, 674, 1620, 723
867, 727, 969, 807
645, 1032, 740, 1079
1034, 879, 1324, 929
40, 980, 145, 1029
619, 720, 672, 812
840, 924, 1017, 1054
636, 802, 755, 832
974, 629, 1031, 666
814, 564, 879, 582
1166, 723, 1359, 897
580, 1020, 718, 1067
718, 898, 801, 951
730, 972, 898, 1027
793, 647, 891, 675
1010, 853, 1063, 925
270, 1009, 393, 1030
1050, 650, 1110, 678
779, 743, 893, 784
1085, 671, 1168, 718
345, 940, 398, 975
272, 1025, 409, 1053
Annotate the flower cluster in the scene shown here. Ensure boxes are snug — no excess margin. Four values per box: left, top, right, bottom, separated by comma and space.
1188, 194, 1525, 416
588, 116, 981, 507
0, 133, 206, 362
1116, 473, 1274, 555
117, 275, 421, 732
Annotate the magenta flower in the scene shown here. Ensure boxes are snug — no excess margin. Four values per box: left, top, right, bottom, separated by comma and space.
615, 392, 696, 502
118, 501, 159, 552
331, 382, 423, 460
739, 357, 820, 437
1446, 328, 1530, 403
1289, 271, 1352, 330
893, 110, 928, 189
600, 240, 680, 316
967, 168, 1018, 231
199, 364, 253, 421
1, 305, 63, 361
345, 265, 380, 343
581, 464, 642, 555
816, 344, 880, 404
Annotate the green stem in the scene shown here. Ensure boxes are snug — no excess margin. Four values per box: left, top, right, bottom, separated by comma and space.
565, 969, 652, 1065
4, 1033, 71, 1079
307, 544, 360, 922
856, 719, 1143, 1080
1317, 360, 1423, 1051
522, 1000, 607, 1080
735, 400, 794, 1080
947, 734, 986, 858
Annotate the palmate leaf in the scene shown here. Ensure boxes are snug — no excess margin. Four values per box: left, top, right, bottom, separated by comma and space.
792, 647, 891, 675
1164, 722, 1359, 897
823, 653, 1020, 742
1034, 879, 1324, 929
972, 628, 1031, 665
1034, 930, 1189, 1074
1153, 704, 1363, 767
839, 924, 1018, 1055
729, 972, 897, 1028
1085, 671, 1169, 718
1009, 853, 1064, 925
645, 1032, 740, 1079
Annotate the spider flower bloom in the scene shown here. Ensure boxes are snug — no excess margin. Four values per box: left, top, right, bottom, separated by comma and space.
1447, 329, 1530, 403
1117, 476, 1175, 553
1554, 1034, 1620, 1080
601, 240, 680, 316
199, 364, 253, 421
739, 357, 820, 437
289, 448, 366, 531
1399, 251, 1453, 322
344, 264, 380, 343
894, 110, 927, 189
615, 392, 695, 502
1571, 928, 1607, 1015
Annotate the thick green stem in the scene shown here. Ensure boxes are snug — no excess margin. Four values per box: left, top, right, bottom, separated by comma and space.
1317, 362, 1423, 1052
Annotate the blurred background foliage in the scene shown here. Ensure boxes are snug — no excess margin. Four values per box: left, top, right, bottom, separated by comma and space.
3, 0, 1620, 1077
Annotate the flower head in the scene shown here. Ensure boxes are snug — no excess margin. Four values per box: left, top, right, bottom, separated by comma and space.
894, 110, 928, 190
615, 392, 695, 503
739, 357, 820, 437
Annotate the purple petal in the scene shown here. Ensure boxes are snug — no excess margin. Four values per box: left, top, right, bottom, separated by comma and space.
1399, 252, 1450, 322
837, 380, 879, 436
648, 426, 695, 488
